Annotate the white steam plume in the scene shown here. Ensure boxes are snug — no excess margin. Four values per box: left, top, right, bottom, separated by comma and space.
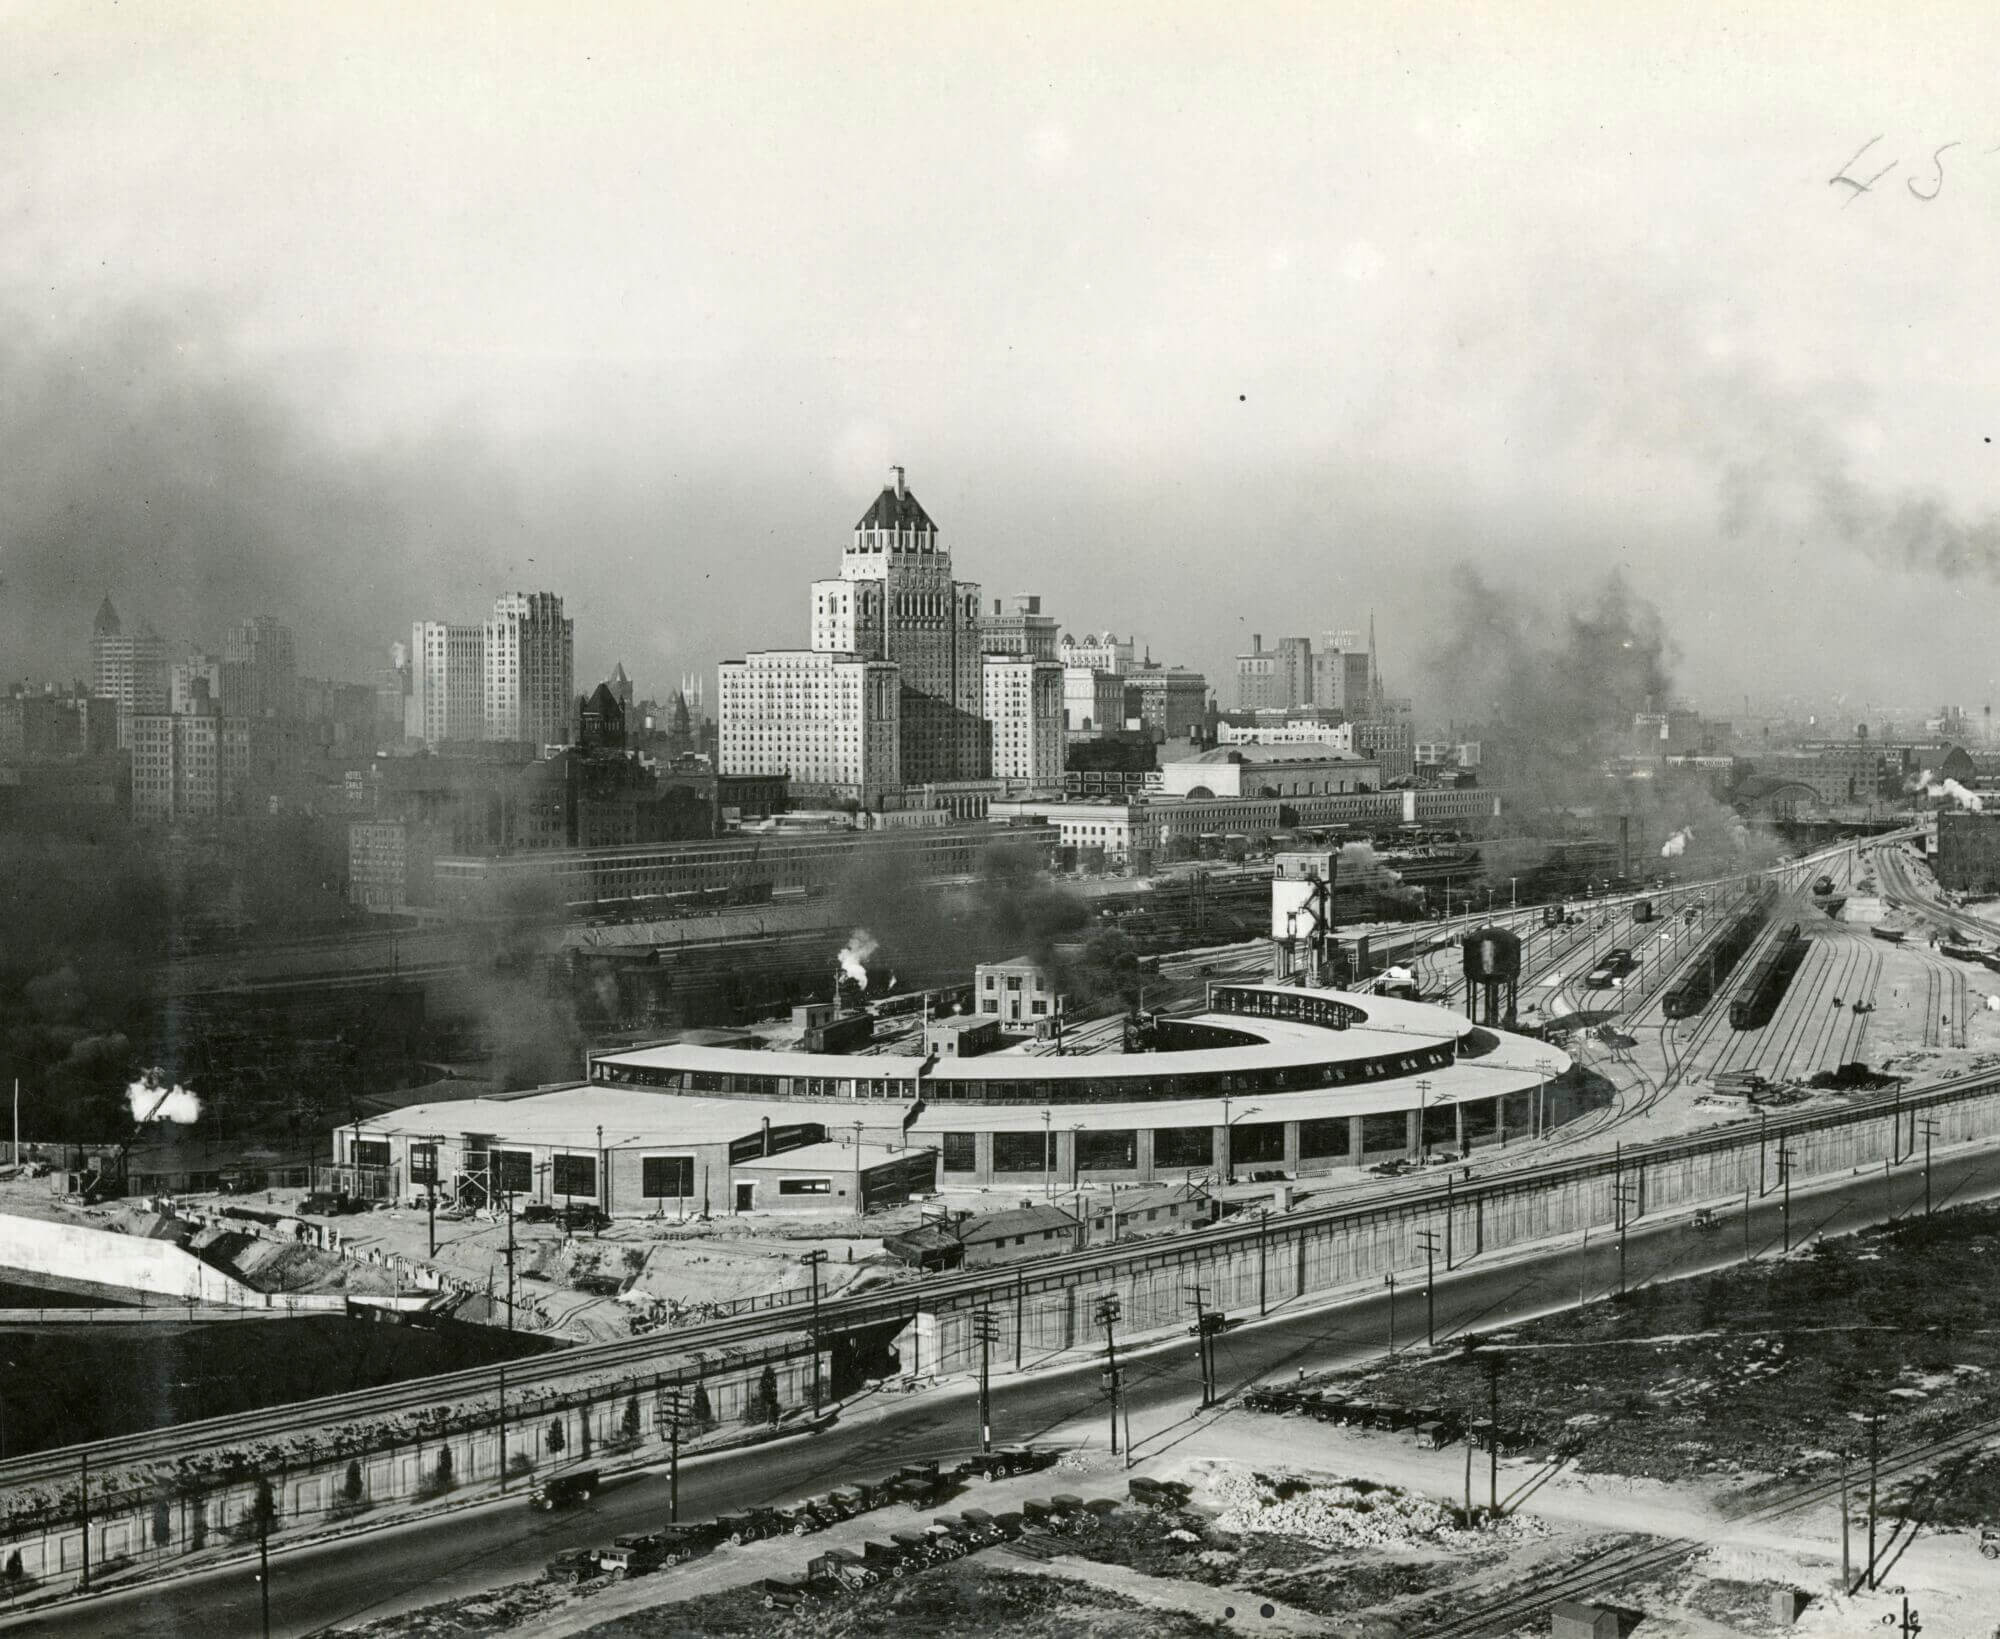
1928, 778, 1985, 812
837, 928, 879, 989
127, 1077, 201, 1124
1660, 827, 1692, 858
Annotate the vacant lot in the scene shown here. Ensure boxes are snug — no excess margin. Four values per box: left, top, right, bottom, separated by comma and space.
1304, 1203, 2000, 1502
574, 1562, 1229, 1639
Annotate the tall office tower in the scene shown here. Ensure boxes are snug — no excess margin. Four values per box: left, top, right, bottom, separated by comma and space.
1235, 635, 1314, 710
979, 594, 1060, 660
170, 653, 226, 715
130, 680, 251, 824
717, 651, 901, 807
809, 468, 984, 784
408, 621, 487, 747
221, 615, 298, 720
1311, 641, 1373, 713
982, 654, 1064, 786
89, 596, 170, 749
484, 592, 574, 749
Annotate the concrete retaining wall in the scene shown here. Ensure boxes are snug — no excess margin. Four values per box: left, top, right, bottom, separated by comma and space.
0, 1214, 344, 1312
0, 1346, 821, 1596
902, 1083, 2000, 1376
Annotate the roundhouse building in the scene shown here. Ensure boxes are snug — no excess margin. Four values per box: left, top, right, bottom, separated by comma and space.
339, 986, 1571, 1212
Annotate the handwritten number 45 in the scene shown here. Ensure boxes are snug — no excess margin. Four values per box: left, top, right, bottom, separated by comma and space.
1830, 135, 1974, 202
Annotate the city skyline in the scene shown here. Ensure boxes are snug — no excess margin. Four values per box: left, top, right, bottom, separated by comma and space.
7, 7, 2000, 714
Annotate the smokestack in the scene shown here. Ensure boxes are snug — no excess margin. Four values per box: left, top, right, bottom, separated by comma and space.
761, 1116, 772, 1157
893, 464, 906, 499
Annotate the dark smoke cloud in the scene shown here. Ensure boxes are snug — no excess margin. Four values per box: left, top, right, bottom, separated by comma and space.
1426, 566, 1774, 878
1427, 567, 1672, 811
1709, 367, 2000, 584
0, 300, 527, 678
831, 842, 1152, 1013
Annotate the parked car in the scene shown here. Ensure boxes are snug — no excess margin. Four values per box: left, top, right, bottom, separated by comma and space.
543, 1548, 602, 1585
557, 1204, 612, 1233
760, 1576, 817, 1611
528, 1468, 601, 1512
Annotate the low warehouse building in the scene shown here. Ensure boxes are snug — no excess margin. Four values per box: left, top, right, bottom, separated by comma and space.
331, 1092, 935, 1218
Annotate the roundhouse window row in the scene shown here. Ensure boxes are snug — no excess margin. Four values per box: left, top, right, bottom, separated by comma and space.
591, 1042, 1457, 1103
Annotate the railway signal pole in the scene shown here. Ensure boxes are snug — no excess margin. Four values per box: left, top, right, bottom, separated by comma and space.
972, 1307, 1000, 1449
1416, 1228, 1440, 1346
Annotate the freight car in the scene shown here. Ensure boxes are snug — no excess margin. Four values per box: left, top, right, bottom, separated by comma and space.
1662, 882, 1777, 1020
1727, 923, 1804, 1029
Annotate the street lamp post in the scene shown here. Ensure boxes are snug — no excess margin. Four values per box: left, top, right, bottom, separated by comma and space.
1041, 1109, 1053, 1202
1221, 1102, 1262, 1186
1415, 1080, 1432, 1161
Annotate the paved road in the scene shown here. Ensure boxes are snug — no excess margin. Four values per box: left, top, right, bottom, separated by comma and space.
9, 1140, 1998, 1639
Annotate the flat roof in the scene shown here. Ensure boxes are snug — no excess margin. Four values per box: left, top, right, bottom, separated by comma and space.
734, 1140, 926, 1172
592, 986, 1484, 1086
359, 1048, 1561, 1149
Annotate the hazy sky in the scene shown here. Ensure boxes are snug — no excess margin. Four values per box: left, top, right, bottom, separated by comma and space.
5, 2, 2000, 723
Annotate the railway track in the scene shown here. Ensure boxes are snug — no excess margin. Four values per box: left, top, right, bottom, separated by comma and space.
1422, 1413, 2000, 1637
0, 847, 1908, 1493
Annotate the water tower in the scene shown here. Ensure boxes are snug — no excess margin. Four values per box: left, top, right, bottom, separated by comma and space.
1461, 926, 1522, 1028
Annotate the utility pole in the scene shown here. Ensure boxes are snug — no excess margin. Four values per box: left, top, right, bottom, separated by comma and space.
256, 1486, 272, 1639
497, 1358, 509, 1491
1384, 1272, 1396, 1358
504, 1188, 517, 1331
1778, 1138, 1793, 1254
1839, 1445, 1851, 1591
657, 1384, 685, 1523
1257, 1209, 1269, 1317
1417, 1228, 1440, 1346
77, 1450, 89, 1594
972, 1308, 1000, 1450
1485, 1353, 1502, 1515
801, 1249, 828, 1414
1918, 1116, 1939, 1216
1867, 1410, 1882, 1591
1185, 1288, 1211, 1407
1614, 1181, 1639, 1297
1094, 1293, 1123, 1461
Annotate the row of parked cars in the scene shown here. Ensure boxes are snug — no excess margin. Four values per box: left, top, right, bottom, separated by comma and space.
540, 1445, 1060, 1589
761, 1475, 1197, 1610
1240, 1384, 1541, 1456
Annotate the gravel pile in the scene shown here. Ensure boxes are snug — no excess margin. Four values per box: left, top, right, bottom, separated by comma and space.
1208, 1470, 1542, 1553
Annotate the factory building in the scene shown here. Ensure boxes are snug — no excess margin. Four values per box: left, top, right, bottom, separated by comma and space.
332, 1097, 937, 1217
1935, 810, 2000, 894
1159, 745, 1380, 800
